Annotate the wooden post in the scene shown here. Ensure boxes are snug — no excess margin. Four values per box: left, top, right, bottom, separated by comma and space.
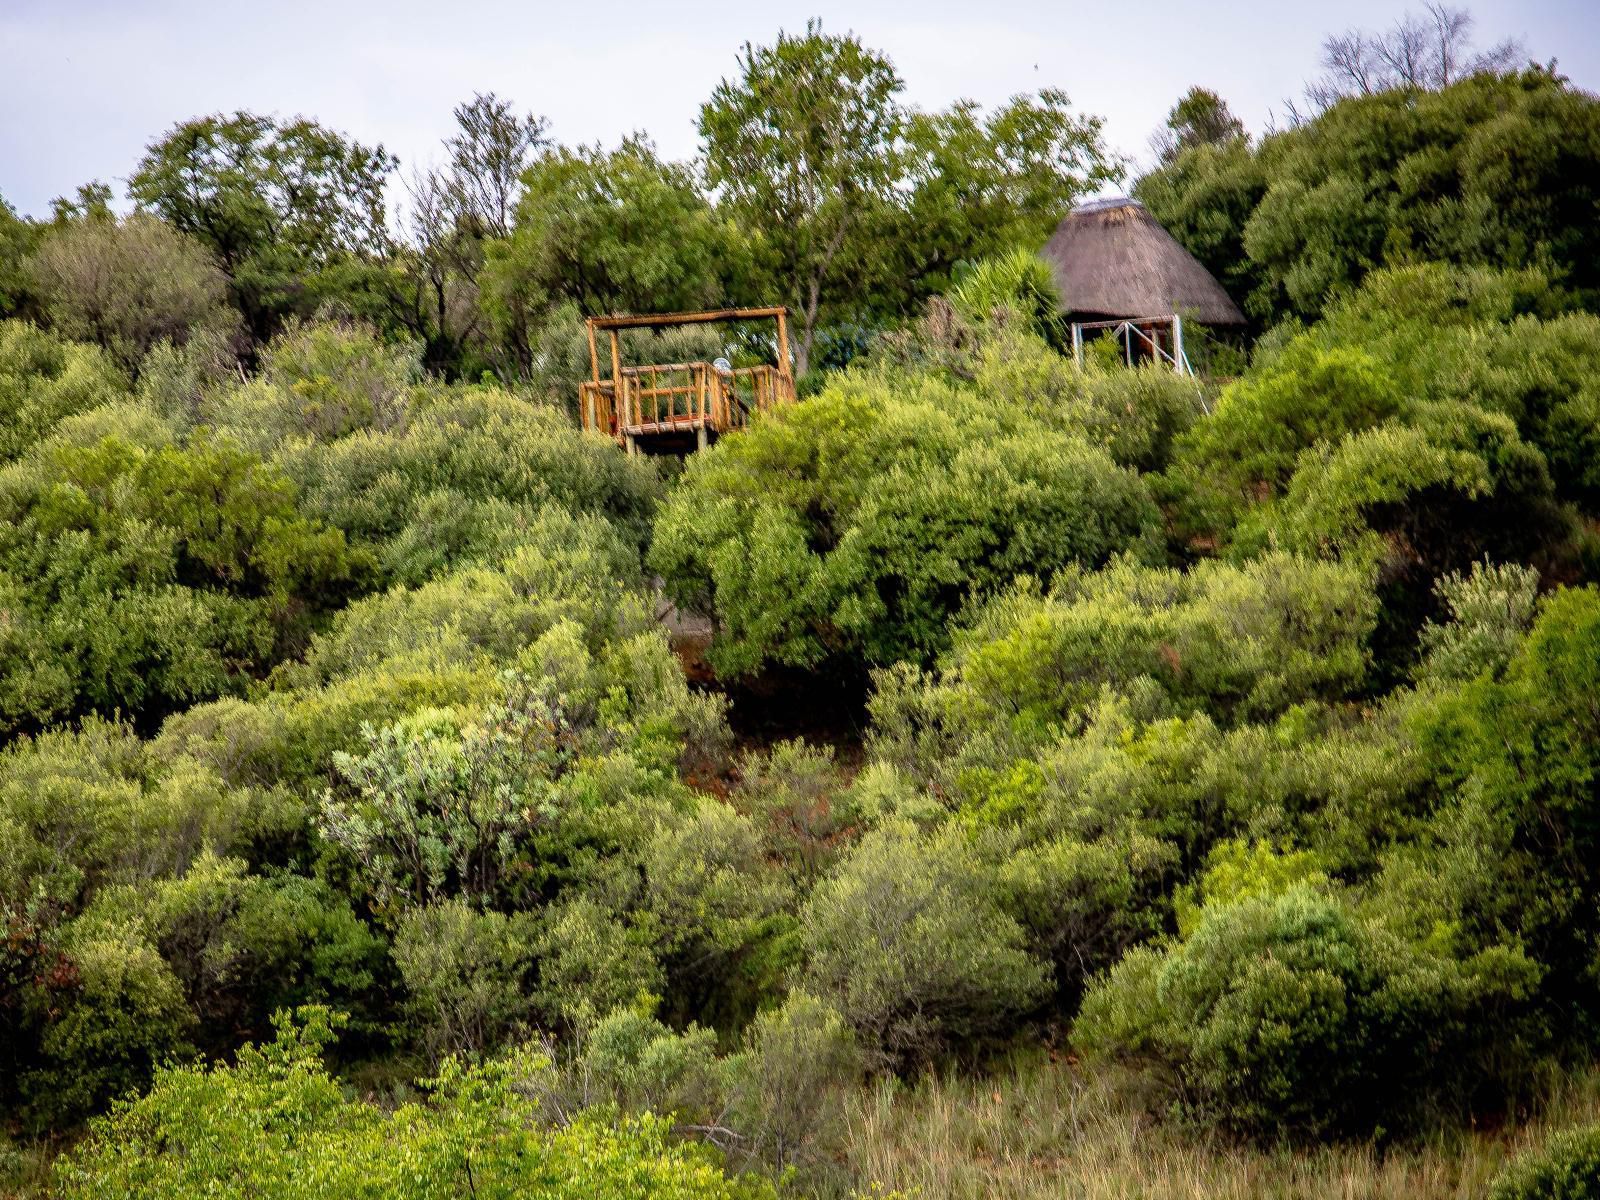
1072, 322, 1083, 369
697, 423, 708, 452
1172, 313, 1186, 376
585, 319, 600, 384
609, 330, 623, 427
775, 310, 792, 380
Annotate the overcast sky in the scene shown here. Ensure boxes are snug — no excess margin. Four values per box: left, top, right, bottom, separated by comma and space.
2, 0, 1596, 221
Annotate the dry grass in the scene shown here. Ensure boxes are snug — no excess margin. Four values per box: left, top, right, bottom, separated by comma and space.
833, 1057, 1600, 1200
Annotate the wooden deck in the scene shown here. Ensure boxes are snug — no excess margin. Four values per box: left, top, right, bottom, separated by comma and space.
578, 309, 797, 454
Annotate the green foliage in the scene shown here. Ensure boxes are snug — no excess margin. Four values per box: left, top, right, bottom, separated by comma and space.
1416, 560, 1540, 684
950, 331, 1206, 473
735, 739, 851, 888
803, 821, 1049, 1068
1490, 1126, 1600, 1200
260, 376, 662, 568
1140, 70, 1600, 323
128, 111, 397, 341
1075, 884, 1539, 1139
1151, 87, 1247, 165
1413, 587, 1600, 990
699, 20, 905, 374
486, 137, 738, 320
320, 694, 575, 915
724, 990, 861, 1173
18, 918, 196, 1129
700, 24, 1118, 371
879, 553, 1375, 752
947, 249, 1066, 348
52, 1008, 776, 1199
0, 319, 129, 460
0, 417, 361, 730
394, 900, 538, 1061
652, 368, 1161, 674
0, 193, 37, 317
896, 89, 1122, 305
0, 719, 274, 912
27, 212, 233, 371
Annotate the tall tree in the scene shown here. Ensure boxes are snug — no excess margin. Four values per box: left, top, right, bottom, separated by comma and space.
479, 136, 740, 380
404, 93, 549, 375
128, 112, 396, 344
700, 21, 905, 375
0, 193, 38, 319
898, 89, 1122, 305
1150, 88, 1247, 164
1298, 2, 1523, 116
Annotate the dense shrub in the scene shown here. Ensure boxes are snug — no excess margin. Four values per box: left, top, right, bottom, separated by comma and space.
0, 419, 361, 730
1074, 884, 1538, 1139
0, 720, 274, 911
394, 900, 538, 1061
17, 919, 196, 1129
1490, 1126, 1600, 1200
652, 368, 1162, 674
52, 1009, 776, 1199
802, 821, 1049, 1068
0, 320, 128, 460
869, 552, 1376, 766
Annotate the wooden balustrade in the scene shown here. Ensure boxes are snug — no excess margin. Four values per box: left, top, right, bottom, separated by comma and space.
577, 308, 797, 452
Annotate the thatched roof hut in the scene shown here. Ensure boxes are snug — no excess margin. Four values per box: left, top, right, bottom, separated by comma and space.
1041, 198, 1246, 326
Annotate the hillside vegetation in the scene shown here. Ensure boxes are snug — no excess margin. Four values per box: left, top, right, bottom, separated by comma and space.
4, 14, 1600, 1200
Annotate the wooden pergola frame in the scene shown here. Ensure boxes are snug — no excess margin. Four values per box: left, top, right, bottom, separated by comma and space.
583, 306, 793, 389
579, 307, 796, 453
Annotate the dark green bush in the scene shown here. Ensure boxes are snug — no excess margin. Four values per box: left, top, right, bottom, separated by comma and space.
1074, 884, 1538, 1140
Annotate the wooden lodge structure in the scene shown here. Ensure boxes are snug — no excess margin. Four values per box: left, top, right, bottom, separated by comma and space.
1040, 197, 1245, 375
579, 307, 797, 455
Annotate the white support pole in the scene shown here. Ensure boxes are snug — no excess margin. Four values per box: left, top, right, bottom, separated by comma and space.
1172, 313, 1186, 376
1071, 322, 1083, 370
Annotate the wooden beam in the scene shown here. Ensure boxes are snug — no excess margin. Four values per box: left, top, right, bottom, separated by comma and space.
586, 306, 789, 331
585, 319, 601, 384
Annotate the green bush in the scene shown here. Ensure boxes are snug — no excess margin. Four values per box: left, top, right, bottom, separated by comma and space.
869, 552, 1376, 764
1074, 884, 1539, 1139
802, 821, 1049, 1068
18, 919, 196, 1130
1490, 1126, 1600, 1200
652, 369, 1162, 674
0, 320, 129, 459
82, 852, 384, 1050
265, 379, 662, 568
52, 1007, 777, 1199
0, 420, 362, 730
0, 719, 268, 911
724, 990, 861, 1174
969, 332, 1206, 473
394, 900, 538, 1061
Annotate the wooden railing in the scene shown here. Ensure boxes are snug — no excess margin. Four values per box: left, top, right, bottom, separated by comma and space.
580, 362, 795, 444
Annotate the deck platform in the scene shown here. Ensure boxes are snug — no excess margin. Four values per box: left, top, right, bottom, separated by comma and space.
578, 308, 797, 453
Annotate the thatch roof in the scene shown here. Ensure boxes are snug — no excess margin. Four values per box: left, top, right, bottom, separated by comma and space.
1041, 198, 1246, 326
